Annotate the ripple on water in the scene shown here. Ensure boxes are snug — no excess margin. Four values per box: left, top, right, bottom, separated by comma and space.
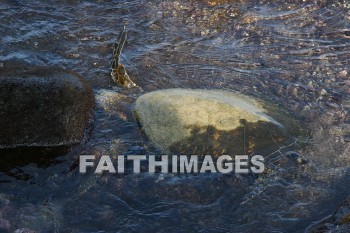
0, 0, 349, 232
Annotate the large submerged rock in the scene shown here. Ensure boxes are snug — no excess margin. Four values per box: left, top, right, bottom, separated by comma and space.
0, 66, 94, 155
134, 89, 302, 156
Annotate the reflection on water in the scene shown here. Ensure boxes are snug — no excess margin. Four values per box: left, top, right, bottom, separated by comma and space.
0, 0, 349, 232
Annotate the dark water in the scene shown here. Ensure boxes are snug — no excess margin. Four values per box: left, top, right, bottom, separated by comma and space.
0, 0, 350, 232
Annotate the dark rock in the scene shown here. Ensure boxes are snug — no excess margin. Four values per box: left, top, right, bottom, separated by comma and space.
306, 195, 350, 233
285, 151, 309, 164
0, 66, 94, 156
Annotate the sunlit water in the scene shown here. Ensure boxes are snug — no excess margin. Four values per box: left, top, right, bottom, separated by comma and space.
0, 0, 350, 232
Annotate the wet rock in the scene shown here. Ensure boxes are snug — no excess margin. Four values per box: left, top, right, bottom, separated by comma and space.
134, 89, 300, 156
0, 66, 94, 156
285, 151, 309, 165
306, 195, 350, 233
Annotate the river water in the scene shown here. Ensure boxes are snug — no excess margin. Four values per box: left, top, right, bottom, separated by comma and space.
0, 0, 350, 232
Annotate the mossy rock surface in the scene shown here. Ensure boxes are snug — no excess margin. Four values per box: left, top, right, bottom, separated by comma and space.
134, 88, 304, 156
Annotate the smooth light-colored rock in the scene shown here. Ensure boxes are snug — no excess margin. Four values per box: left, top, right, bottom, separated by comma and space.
0, 66, 94, 155
134, 88, 299, 156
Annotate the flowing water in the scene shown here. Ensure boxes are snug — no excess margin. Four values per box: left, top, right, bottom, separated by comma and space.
0, 0, 350, 232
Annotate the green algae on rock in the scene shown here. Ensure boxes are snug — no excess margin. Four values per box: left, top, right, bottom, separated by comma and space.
134, 88, 304, 156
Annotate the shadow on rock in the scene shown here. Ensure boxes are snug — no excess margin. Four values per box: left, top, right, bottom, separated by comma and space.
169, 120, 294, 156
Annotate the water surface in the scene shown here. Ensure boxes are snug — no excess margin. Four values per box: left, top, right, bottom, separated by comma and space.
0, 0, 350, 232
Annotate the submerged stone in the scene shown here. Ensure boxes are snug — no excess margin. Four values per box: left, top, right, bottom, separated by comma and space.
134, 88, 302, 156
0, 66, 94, 155
306, 195, 350, 233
